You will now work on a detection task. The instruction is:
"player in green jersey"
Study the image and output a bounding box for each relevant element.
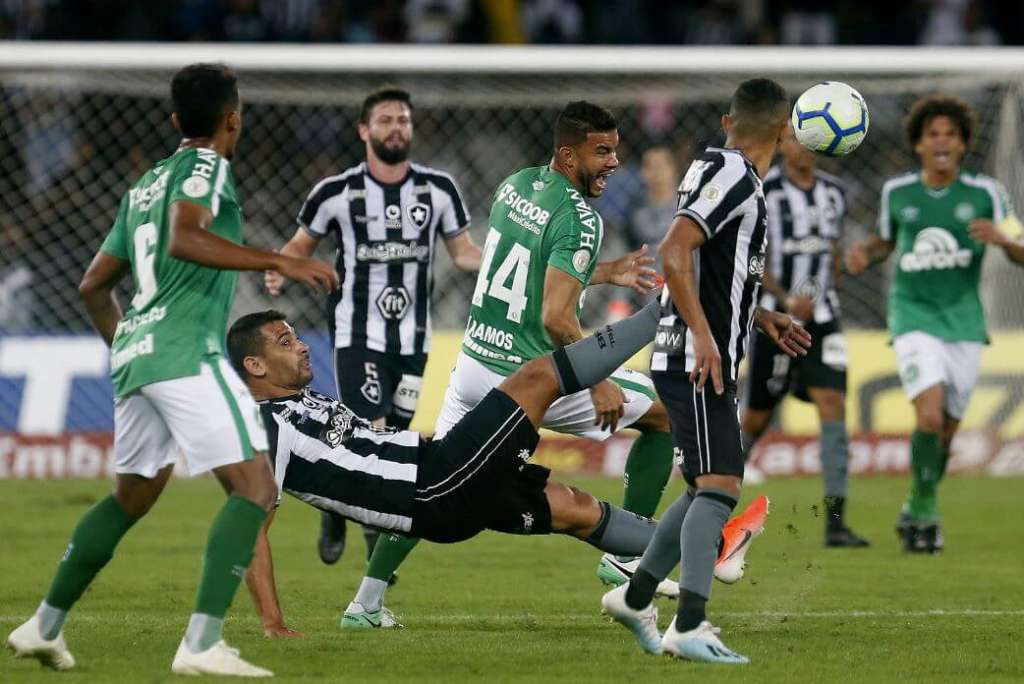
[846,95,1024,553]
[6,63,338,677]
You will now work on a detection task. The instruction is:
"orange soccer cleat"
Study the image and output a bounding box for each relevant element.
[714,495,770,584]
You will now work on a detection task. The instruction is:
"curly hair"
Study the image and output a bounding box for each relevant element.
[905,94,975,149]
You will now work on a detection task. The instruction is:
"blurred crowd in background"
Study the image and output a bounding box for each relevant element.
[0,0,1017,47]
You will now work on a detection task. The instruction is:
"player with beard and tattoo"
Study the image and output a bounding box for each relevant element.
[264,87,483,627]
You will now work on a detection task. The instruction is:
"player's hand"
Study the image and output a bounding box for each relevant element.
[264,269,286,296]
[690,329,724,395]
[784,295,814,323]
[607,244,659,295]
[968,219,1008,246]
[277,256,340,294]
[263,623,303,639]
[756,308,812,358]
[843,243,870,275]
[590,379,626,433]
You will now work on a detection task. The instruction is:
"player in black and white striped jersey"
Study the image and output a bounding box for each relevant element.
[225,301,741,633]
[264,87,482,572]
[740,125,869,548]
[606,79,811,664]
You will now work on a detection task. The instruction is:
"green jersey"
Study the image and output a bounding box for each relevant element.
[100,147,243,396]
[463,166,604,375]
[878,170,1014,343]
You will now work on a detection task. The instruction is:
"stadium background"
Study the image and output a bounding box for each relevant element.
[2,1,1024,482]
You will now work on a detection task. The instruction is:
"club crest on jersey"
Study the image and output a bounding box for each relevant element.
[406,202,431,230]
[955,202,975,222]
[384,204,402,230]
[361,378,382,404]
[376,285,411,320]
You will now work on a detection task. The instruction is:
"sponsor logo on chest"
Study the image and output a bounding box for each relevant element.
[899,227,973,272]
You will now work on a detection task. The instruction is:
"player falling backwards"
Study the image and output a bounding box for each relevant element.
[604,78,810,664]
[845,94,1024,553]
[224,306,767,634]
[741,124,869,548]
[6,63,338,678]
[340,101,689,627]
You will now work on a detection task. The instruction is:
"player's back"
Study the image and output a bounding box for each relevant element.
[463,165,602,375]
[100,146,244,396]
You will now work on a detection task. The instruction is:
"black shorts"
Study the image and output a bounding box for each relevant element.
[335,348,427,429]
[746,318,847,411]
[652,372,744,487]
[411,389,550,544]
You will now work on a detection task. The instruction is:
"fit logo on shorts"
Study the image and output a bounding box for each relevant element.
[899,227,972,272]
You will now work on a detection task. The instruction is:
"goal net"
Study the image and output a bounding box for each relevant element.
[1,46,1023,474]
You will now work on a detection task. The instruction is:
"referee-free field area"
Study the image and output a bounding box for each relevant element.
[2,475,1022,683]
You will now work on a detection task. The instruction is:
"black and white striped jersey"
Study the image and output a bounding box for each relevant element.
[760,165,847,323]
[651,147,768,384]
[260,388,423,533]
[297,162,471,355]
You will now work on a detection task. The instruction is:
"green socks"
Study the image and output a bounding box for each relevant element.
[188,495,266,652]
[907,430,942,521]
[622,431,675,519]
[39,495,137,638]
[352,533,420,613]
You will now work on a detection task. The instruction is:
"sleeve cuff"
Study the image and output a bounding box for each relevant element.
[676,208,713,239]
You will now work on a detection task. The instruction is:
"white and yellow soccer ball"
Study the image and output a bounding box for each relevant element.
[791,81,869,156]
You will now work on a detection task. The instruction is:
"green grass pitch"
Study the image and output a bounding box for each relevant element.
[2,475,1023,682]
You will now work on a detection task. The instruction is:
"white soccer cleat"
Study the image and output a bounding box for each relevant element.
[600,584,663,655]
[171,638,273,678]
[597,554,679,599]
[714,495,769,585]
[6,614,75,671]
[661,618,749,664]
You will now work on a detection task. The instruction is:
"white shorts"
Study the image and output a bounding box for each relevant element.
[892,331,983,420]
[113,356,269,478]
[433,351,655,441]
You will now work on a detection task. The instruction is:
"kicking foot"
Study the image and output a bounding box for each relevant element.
[825,525,871,548]
[340,602,403,629]
[597,554,679,599]
[171,638,272,677]
[600,584,662,655]
[6,615,75,671]
[318,511,347,565]
[715,495,769,584]
[661,618,749,664]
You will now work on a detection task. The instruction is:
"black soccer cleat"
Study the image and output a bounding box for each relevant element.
[318,511,347,565]
[825,525,871,548]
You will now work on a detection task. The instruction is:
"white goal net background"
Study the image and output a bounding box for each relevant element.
[1,46,1023,474]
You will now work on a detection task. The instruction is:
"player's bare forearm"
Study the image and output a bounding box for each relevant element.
[590,260,613,285]
[245,512,288,633]
[168,200,283,272]
[79,251,129,346]
[760,268,788,302]
[1001,237,1024,264]
[862,235,895,263]
[659,217,712,337]
[444,231,483,272]
[542,266,585,347]
[280,227,319,259]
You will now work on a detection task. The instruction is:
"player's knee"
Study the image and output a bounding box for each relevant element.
[813,390,845,422]
[741,409,772,437]
[915,407,944,434]
[636,399,671,433]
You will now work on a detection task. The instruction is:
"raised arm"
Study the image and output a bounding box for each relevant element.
[443,231,483,273]
[245,510,302,639]
[168,201,338,292]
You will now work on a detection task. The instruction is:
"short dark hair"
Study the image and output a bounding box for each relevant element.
[728,78,789,139]
[360,87,413,124]
[171,63,239,138]
[227,310,288,377]
[905,94,974,148]
[553,101,617,152]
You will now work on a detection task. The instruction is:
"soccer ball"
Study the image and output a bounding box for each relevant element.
[791,81,869,157]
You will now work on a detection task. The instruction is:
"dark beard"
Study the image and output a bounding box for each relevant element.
[371,137,410,165]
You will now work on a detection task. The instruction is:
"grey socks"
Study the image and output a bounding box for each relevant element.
[551,299,660,395]
[584,502,658,557]
[820,420,849,499]
[637,489,693,581]
[679,489,737,601]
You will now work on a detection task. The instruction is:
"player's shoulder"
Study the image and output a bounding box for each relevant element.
[306,163,365,200]
[704,146,758,188]
[959,170,1006,193]
[814,169,849,194]
[881,171,919,196]
[410,161,464,199]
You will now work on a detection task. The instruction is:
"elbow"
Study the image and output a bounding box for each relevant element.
[541,310,568,342]
[167,234,186,260]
